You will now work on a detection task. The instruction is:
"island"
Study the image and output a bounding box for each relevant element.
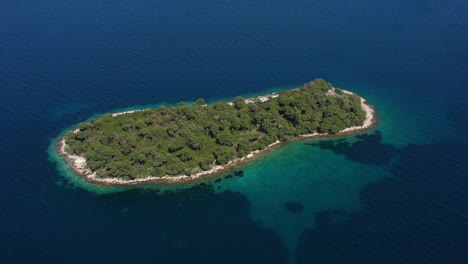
[57,79,375,185]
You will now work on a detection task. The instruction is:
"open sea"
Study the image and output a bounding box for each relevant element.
[1,0,468,263]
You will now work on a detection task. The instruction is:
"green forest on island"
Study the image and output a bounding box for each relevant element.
[64,79,366,179]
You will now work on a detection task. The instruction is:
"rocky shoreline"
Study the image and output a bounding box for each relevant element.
[57,138,282,186]
[56,89,375,187]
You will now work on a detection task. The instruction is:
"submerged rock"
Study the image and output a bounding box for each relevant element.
[234,170,244,177]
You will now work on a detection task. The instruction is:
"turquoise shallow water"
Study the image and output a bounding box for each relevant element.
[48,84,429,256]
[44,77,467,263]
[215,139,391,251]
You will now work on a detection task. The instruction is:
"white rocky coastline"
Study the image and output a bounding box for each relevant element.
[58,139,281,185]
[227,92,279,106]
[338,90,374,133]
[112,110,142,117]
[58,89,375,186]
[299,89,374,137]
[111,93,280,118]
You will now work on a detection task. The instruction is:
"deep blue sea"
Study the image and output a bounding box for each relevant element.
[1,0,468,263]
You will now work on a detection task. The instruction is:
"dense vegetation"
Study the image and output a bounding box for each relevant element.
[64,79,366,180]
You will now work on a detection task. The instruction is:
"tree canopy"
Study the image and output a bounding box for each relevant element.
[64,79,366,180]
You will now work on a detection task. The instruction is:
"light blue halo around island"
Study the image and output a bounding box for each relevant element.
[47,80,456,256]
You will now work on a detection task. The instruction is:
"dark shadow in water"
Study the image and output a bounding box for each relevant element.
[20,183,289,264]
[305,131,400,166]
[234,170,245,177]
[284,201,304,214]
[296,143,468,264]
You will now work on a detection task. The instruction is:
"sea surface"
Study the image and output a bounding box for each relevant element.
[1,0,468,263]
